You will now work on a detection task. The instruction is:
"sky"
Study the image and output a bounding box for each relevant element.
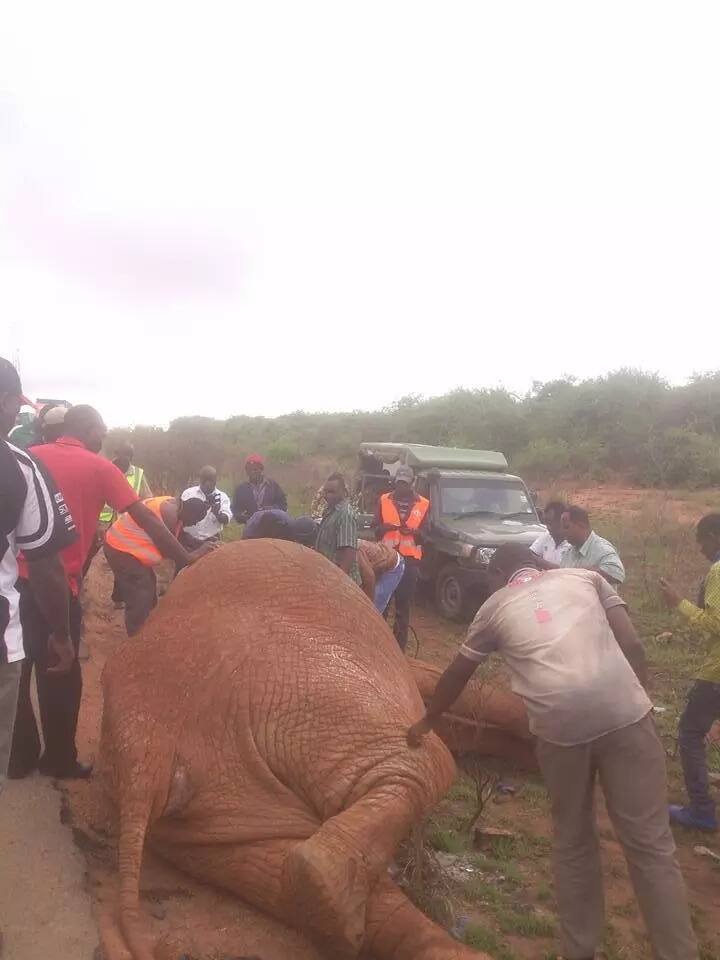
[2,2,719,427]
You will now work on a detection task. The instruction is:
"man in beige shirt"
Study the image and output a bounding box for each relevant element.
[408,544,697,960]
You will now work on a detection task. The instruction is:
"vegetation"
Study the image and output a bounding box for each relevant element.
[108,370,720,495]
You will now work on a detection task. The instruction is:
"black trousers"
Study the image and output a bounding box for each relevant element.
[390,560,419,651]
[104,544,157,636]
[678,680,720,820]
[9,580,82,777]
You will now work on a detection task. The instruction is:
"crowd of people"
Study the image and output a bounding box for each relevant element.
[2,353,720,960]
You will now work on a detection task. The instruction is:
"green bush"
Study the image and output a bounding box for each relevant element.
[106,369,720,493]
[636,429,720,488]
[511,439,571,480]
[266,437,301,464]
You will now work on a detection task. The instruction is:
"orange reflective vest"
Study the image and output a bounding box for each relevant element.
[380,492,430,561]
[105,496,177,567]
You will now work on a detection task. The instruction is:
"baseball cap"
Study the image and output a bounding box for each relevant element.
[0,357,32,406]
[41,404,69,426]
[395,465,415,483]
[245,453,265,467]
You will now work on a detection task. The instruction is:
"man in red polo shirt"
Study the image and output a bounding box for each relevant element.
[9,405,215,779]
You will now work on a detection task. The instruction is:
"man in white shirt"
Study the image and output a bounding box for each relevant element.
[530,500,568,565]
[180,466,232,548]
[408,544,697,960]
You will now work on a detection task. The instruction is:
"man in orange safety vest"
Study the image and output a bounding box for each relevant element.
[104,495,216,636]
[374,465,430,650]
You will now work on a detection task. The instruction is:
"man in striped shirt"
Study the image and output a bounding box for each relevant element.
[0,358,77,782]
[315,473,360,584]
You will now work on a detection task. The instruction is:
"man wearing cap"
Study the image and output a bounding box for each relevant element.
[231,454,287,524]
[0,358,77,785]
[35,403,70,444]
[374,466,430,650]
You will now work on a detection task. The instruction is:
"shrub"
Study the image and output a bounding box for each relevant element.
[636,429,720,488]
[511,439,571,480]
[266,437,301,465]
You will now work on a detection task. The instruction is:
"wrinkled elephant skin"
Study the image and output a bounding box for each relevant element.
[99,540,496,959]
[407,660,537,769]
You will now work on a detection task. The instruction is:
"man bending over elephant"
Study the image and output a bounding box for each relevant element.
[409,544,698,960]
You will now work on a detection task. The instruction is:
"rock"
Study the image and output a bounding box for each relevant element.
[655,631,673,643]
[150,904,167,920]
[450,915,471,941]
[472,824,516,850]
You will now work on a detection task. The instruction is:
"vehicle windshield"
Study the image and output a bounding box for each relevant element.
[439,478,535,519]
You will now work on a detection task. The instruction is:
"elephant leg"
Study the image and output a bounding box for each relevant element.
[364,876,489,960]
[282,746,455,958]
[158,836,485,960]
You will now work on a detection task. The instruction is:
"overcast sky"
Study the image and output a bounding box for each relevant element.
[2,2,718,427]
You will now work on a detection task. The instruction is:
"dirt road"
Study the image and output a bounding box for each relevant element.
[0,776,98,959]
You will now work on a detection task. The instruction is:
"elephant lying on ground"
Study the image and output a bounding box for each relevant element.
[99,540,531,960]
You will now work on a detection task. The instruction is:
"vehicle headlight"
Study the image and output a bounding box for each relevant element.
[475,546,496,566]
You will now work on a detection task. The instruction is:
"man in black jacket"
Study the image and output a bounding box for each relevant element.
[231,453,287,523]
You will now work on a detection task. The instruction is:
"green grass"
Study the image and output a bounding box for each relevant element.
[497,908,557,938]
[520,779,551,811]
[535,881,554,904]
[446,777,477,804]
[461,877,506,904]
[464,923,516,959]
[467,853,522,886]
[426,825,466,855]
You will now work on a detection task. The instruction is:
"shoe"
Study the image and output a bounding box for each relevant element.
[39,760,93,780]
[669,804,718,832]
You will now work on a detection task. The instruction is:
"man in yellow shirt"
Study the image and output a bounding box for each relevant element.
[660,512,720,832]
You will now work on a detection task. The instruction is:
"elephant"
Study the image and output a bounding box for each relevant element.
[98,539,531,960]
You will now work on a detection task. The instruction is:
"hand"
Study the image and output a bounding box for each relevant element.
[659,578,683,609]
[407,715,434,748]
[47,632,75,674]
[189,541,221,564]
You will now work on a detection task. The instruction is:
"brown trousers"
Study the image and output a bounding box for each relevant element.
[537,714,697,960]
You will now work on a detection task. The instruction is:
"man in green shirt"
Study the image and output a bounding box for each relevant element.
[660,512,720,832]
[315,473,360,585]
[560,506,625,586]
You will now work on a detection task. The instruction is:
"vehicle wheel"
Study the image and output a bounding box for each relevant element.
[435,564,474,622]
